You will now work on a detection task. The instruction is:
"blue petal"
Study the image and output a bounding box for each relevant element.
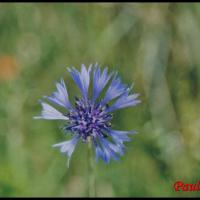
[96,137,121,163]
[67,64,92,99]
[107,92,141,112]
[34,102,69,120]
[101,137,124,157]
[107,129,137,144]
[93,139,105,162]
[101,73,128,105]
[92,65,113,102]
[52,136,79,167]
[46,79,72,110]
[102,147,118,164]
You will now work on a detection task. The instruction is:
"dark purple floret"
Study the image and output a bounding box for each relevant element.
[65,97,112,142]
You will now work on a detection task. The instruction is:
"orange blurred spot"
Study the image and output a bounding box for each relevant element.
[0,55,18,81]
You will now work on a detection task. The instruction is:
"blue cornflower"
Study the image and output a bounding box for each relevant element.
[34,64,141,166]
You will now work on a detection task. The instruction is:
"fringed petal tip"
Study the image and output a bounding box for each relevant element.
[92,65,113,102]
[129,130,138,134]
[67,64,91,99]
[106,91,141,112]
[52,136,79,168]
[33,116,42,120]
[44,79,72,110]
[35,102,69,120]
[93,137,125,164]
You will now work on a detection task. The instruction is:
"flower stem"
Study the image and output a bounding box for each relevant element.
[88,138,96,197]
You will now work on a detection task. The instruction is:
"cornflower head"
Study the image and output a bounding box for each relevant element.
[34,64,141,167]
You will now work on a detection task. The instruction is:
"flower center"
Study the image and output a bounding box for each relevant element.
[66,97,112,142]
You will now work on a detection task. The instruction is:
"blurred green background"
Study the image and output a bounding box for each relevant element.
[0,3,200,197]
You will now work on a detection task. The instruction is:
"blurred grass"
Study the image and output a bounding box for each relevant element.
[0,3,200,197]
